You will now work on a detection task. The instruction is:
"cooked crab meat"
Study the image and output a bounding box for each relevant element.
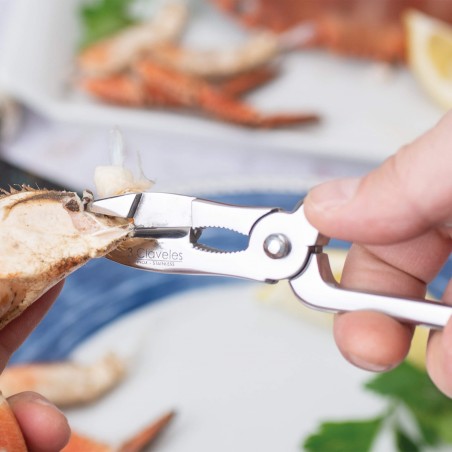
[0,188,132,329]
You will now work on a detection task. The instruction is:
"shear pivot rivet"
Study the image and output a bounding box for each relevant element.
[264,234,291,259]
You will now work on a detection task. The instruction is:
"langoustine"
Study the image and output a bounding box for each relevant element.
[209,0,452,62]
[137,60,319,127]
[78,48,318,128]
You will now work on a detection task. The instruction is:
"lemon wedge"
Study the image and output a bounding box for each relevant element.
[407,326,428,369]
[405,9,452,109]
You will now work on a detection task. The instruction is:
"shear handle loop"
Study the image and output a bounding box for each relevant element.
[290,252,452,329]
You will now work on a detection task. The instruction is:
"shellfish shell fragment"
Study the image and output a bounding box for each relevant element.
[0,188,132,329]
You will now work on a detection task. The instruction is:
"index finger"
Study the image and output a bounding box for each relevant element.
[334,228,452,371]
[0,281,64,372]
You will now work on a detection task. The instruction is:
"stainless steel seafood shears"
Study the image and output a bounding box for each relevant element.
[89,192,452,329]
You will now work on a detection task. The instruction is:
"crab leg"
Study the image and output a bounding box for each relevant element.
[0,353,127,407]
[135,61,319,128]
[81,72,183,108]
[80,64,279,108]
[61,411,176,452]
[0,393,27,451]
[216,66,279,97]
[118,410,175,452]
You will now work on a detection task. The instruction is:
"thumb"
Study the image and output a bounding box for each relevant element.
[304,111,452,244]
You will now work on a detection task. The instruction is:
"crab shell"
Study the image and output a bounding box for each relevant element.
[0,188,132,330]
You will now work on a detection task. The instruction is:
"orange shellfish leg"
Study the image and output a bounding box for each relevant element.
[0,393,27,452]
[315,14,406,62]
[217,66,279,97]
[61,410,175,452]
[61,432,112,452]
[136,61,319,128]
[80,75,147,107]
[198,88,319,128]
[81,66,277,110]
[80,74,182,108]
[119,410,176,452]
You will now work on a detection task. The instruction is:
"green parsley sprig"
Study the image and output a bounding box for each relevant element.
[303,361,452,451]
[78,0,138,49]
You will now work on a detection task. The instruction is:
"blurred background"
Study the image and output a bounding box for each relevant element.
[0,0,451,451]
[2,0,449,195]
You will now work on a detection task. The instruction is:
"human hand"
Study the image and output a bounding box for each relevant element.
[303,111,452,397]
[0,282,70,451]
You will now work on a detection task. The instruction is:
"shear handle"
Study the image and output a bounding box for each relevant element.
[290,251,452,329]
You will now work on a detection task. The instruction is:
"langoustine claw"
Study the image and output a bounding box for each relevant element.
[80,65,279,107]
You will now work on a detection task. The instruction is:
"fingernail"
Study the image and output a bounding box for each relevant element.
[31,393,65,415]
[309,177,361,212]
[33,396,55,407]
[348,353,392,372]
